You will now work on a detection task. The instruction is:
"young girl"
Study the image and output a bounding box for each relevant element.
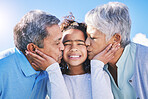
[26,13,119,99]
[59,14,92,98]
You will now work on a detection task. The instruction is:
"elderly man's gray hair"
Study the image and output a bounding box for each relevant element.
[85,2,131,48]
[14,10,60,53]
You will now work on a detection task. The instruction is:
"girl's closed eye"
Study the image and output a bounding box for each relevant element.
[64,42,72,46]
[77,43,85,46]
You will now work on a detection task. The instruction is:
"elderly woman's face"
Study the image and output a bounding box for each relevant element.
[85,25,113,60]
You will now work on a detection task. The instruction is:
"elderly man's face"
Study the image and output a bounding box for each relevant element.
[85,25,112,60]
[38,25,64,63]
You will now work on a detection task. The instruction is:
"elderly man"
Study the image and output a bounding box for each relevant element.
[0,10,70,99]
[85,2,148,99]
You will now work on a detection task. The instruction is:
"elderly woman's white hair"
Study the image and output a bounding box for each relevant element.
[85,2,131,48]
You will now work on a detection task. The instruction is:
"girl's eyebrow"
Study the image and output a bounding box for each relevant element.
[63,40,85,43]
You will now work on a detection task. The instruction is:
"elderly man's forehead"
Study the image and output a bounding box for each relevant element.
[46,25,62,40]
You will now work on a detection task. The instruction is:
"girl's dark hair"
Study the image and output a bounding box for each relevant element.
[60,12,90,74]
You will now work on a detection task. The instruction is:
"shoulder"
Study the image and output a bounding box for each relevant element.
[0,48,16,65]
[0,48,16,59]
[135,43,148,58]
[0,48,17,73]
[135,43,148,51]
[134,43,148,71]
[63,74,90,79]
[137,43,148,48]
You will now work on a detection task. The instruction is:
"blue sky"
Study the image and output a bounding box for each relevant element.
[0,0,148,51]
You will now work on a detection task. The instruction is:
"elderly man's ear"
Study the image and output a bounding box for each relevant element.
[27,43,38,53]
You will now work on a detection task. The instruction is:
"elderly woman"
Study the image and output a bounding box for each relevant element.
[85,2,148,99]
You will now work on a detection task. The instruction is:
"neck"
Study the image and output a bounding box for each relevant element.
[68,64,85,75]
[25,54,41,71]
[108,47,124,86]
[108,47,124,68]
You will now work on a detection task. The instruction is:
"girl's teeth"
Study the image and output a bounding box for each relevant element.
[70,56,79,58]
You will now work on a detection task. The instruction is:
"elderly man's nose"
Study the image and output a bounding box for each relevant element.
[60,42,64,51]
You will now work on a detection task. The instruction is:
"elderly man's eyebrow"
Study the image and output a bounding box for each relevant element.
[55,37,62,42]
[63,40,85,43]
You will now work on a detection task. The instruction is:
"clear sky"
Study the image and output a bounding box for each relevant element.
[0,0,148,52]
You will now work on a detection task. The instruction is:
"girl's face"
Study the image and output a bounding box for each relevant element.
[63,29,87,67]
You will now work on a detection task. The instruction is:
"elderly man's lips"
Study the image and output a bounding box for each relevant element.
[87,51,91,53]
